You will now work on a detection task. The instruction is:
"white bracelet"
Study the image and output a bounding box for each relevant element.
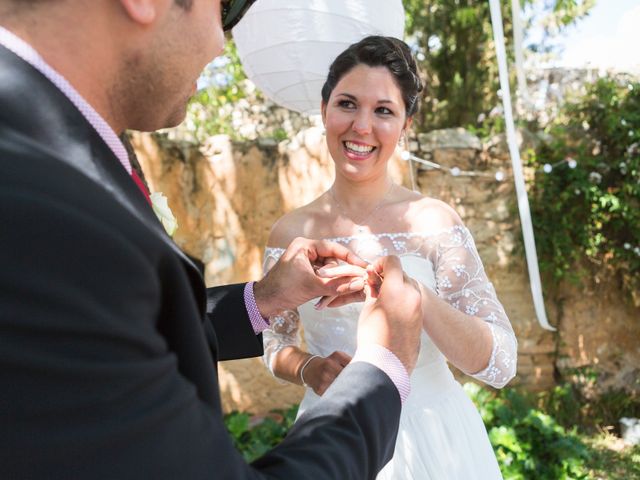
[299,354,320,388]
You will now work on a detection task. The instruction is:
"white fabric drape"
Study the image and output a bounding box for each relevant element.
[489,0,555,330]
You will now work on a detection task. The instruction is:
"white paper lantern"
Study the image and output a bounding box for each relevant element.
[232,0,405,115]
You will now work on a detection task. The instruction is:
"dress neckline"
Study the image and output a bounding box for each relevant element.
[265,225,469,252]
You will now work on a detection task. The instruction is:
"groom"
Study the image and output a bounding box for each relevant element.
[0,0,423,478]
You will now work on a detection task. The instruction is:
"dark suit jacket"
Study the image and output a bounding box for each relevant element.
[0,45,401,479]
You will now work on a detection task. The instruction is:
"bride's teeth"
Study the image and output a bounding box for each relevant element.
[345,141,374,153]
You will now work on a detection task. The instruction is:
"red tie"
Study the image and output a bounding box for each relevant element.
[131,170,151,205]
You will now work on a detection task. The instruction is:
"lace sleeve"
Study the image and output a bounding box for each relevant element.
[434,226,517,388]
[261,247,302,377]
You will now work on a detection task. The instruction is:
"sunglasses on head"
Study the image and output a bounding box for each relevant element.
[221,0,257,32]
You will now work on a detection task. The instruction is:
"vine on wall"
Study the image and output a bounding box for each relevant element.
[527,77,640,305]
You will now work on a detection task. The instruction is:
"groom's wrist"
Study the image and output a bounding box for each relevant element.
[351,344,411,404]
[244,282,271,334]
[252,278,284,319]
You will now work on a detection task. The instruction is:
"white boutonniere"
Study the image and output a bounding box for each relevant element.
[150,192,178,236]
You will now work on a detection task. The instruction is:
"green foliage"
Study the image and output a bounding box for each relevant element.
[227,384,639,478]
[551,0,597,28]
[403,0,595,132]
[224,406,298,462]
[527,77,640,305]
[465,383,590,479]
[581,436,640,480]
[404,0,501,130]
[183,41,251,141]
[537,367,640,433]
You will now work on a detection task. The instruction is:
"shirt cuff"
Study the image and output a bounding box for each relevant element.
[351,344,411,404]
[243,281,270,335]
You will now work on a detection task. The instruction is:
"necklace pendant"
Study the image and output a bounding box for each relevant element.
[356,225,366,234]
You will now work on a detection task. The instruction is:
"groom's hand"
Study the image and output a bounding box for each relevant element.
[253,237,367,318]
[357,255,423,374]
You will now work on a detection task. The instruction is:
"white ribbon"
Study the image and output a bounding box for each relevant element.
[489,0,555,331]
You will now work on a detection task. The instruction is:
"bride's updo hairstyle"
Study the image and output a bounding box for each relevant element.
[321,35,423,118]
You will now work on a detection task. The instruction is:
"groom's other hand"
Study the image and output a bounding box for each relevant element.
[357,255,422,374]
[253,237,367,317]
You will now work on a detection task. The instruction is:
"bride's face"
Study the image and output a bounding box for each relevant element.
[322,64,409,182]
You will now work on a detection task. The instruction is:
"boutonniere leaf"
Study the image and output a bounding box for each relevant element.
[150,192,178,236]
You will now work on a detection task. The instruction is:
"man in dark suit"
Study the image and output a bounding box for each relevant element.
[0,1,423,478]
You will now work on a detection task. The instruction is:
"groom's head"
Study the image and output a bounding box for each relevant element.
[0,0,245,132]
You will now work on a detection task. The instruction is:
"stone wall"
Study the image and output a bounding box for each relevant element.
[131,127,640,415]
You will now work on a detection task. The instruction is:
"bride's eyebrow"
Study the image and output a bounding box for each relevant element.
[336,93,396,105]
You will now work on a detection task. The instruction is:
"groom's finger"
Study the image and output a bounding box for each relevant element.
[309,239,367,268]
[373,255,403,290]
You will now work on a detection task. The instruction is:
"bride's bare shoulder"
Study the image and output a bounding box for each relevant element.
[402,190,464,231]
[267,197,329,249]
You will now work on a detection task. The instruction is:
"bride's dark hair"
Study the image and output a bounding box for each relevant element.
[321,35,423,118]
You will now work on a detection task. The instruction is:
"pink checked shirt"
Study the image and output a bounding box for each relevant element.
[0,26,410,403]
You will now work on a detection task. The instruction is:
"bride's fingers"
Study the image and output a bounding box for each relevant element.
[320,275,365,297]
[314,295,336,310]
[316,264,368,278]
[325,290,366,308]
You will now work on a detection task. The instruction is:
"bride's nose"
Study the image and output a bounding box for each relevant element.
[351,110,373,136]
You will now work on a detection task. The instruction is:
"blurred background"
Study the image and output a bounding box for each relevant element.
[130,1,640,477]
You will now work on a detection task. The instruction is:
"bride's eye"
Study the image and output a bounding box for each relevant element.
[337,99,356,109]
[376,106,394,116]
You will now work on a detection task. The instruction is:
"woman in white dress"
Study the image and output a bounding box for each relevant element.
[262,36,517,480]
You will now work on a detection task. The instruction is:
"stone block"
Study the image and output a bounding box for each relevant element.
[418,128,482,151]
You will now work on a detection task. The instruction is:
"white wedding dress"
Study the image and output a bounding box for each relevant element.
[263,226,517,479]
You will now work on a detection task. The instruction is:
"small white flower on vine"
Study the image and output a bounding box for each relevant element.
[150,192,178,236]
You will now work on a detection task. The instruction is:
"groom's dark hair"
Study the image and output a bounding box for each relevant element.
[321,36,423,118]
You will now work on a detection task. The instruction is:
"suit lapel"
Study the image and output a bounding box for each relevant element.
[0,45,207,315]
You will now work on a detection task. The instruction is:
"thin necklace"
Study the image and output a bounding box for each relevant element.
[330,182,395,234]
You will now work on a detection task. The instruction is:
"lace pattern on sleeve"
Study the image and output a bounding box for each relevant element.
[433,226,517,388]
[261,248,302,377]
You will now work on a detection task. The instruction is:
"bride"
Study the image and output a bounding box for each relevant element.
[262,35,517,480]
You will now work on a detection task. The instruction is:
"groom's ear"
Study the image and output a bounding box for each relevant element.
[119,0,158,25]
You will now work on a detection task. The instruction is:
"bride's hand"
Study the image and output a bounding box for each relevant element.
[299,351,352,396]
[314,260,368,309]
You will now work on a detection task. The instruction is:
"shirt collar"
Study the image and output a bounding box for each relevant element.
[0,25,132,174]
